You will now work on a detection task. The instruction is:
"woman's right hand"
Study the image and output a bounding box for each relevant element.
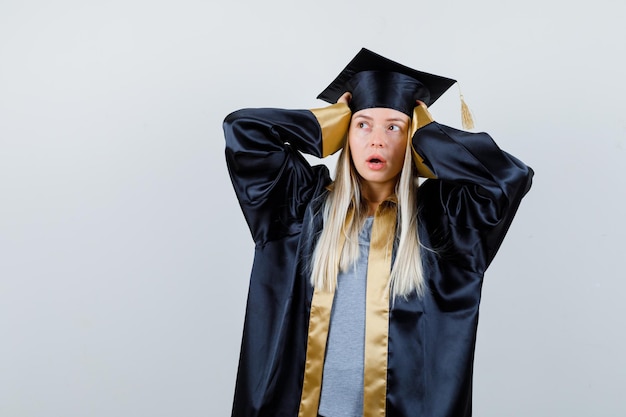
[337,92,352,105]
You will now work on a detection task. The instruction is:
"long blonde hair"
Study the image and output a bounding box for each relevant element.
[310,127,426,299]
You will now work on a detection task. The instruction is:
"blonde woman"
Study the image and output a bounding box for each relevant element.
[224,48,533,417]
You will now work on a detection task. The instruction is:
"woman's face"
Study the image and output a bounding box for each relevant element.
[348,107,410,194]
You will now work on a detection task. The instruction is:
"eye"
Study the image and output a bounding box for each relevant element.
[357,121,368,129]
[388,124,400,132]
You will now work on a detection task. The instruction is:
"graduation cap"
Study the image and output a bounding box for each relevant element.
[317,48,474,129]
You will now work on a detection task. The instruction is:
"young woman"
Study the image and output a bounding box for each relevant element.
[224,49,533,417]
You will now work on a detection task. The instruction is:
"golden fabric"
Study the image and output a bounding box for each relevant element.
[363,202,396,417]
[410,104,437,179]
[310,103,352,157]
[297,288,335,417]
[298,212,348,417]
[299,201,397,417]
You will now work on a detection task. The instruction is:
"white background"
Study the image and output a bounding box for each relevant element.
[1,0,625,416]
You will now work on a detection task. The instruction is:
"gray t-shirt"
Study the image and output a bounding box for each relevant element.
[318,217,373,417]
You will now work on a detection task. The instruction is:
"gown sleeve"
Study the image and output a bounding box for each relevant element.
[411,107,534,275]
[223,103,351,245]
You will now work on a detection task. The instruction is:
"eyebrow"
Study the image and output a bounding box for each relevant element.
[353,114,408,124]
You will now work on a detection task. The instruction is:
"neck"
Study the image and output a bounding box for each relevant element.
[361,182,395,216]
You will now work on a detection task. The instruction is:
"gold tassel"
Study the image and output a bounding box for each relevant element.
[460,93,474,130]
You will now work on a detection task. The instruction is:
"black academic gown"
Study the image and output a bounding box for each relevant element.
[224,105,533,417]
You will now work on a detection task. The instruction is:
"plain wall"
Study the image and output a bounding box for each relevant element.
[1,0,625,416]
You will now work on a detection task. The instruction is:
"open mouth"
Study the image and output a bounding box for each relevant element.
[367,155,386,162]
[367,156,386,169]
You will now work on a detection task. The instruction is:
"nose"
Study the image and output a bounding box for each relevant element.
[370,128,385,148]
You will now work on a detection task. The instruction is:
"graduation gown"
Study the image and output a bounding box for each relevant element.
[223,103,533,417]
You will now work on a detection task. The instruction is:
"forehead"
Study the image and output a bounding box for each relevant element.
[352,107,409,123]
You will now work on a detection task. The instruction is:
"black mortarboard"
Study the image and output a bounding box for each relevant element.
[317,48,458,117]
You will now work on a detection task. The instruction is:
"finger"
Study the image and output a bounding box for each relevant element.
[337,92,352,104]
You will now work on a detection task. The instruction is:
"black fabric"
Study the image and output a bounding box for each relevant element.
[223,107,533,417]
[317,48,457,108]
[346,71,431,116]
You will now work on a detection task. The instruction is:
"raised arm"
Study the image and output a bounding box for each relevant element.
[223,103,351,244]
[411,105,533,271]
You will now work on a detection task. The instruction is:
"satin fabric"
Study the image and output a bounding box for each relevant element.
[224,105,533,417]
[346,71,430,116]
[362,202,395,417]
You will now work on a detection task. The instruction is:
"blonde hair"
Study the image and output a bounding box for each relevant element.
[310,127,426,299]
